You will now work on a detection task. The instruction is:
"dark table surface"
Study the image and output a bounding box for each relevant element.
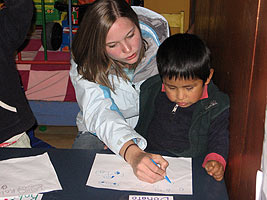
[0,148,228,200]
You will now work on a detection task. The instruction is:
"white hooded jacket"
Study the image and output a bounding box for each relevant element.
[70,6,169,155]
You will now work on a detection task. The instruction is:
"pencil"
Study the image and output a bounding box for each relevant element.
[150,158,172,183]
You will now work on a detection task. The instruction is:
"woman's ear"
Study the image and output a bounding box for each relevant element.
[204,68,214,85]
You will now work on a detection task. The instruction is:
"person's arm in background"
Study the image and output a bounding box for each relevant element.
[0,0,33,51]
[0,0,36,143]
[202,109,230,181]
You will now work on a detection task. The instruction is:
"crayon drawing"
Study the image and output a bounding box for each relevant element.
[87,154,192,195]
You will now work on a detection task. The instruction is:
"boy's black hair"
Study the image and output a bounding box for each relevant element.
[156,33,211,83]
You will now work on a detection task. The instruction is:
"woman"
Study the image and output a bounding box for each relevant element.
[70,0,169,183]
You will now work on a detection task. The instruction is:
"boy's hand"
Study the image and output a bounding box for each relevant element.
[205,160,224,181]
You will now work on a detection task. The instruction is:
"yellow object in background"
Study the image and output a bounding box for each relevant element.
[162,11,185,33]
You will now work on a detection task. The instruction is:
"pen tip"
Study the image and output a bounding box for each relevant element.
[165,176,171,183]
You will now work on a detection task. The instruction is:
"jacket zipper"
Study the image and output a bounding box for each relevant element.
[172,104,179,114]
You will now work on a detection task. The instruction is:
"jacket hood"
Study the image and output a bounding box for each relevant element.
[132,6,170,44]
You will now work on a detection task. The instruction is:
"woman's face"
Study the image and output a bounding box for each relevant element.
[105,17,142,65]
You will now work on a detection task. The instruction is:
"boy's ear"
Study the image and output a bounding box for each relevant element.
[204,68,214,85]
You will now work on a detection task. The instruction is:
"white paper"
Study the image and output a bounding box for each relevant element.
[0,153,62,198]
[86,154,192,195]
[256,170,263,200]
[260,106,267,200]
[129,195,173,200]
[0,194,43,200]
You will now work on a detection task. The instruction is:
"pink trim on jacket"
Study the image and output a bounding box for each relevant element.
[202,153,227,170]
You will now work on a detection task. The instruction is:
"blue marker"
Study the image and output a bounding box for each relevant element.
[150,158,171,183]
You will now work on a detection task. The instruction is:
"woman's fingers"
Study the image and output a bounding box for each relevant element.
[151,154,169,171]
[135,161,165,183]
[131,152,168,183]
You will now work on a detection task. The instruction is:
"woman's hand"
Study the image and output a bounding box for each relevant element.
[120,141,169,183]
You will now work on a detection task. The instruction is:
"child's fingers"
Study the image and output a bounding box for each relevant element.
[213,173,224,181]
[205,161,223,176]
[205,161,215,173]
[205,161,225,181]
[213,167,224,179]
[212,163,222,172]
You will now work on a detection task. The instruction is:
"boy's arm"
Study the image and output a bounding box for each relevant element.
[202,109,230,170]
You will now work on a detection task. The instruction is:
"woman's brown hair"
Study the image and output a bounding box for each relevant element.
[71,0,146,91]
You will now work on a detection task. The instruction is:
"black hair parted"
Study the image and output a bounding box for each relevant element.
[156,33,211,82]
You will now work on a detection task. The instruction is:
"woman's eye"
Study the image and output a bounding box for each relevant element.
[127,33,134,38]
[107,44,116,48]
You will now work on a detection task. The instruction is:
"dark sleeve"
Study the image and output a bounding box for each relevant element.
[0,0,36,141]
[207,109,230,161]
[0,0,33,51]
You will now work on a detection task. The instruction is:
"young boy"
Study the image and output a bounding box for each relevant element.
[136,33,230,181]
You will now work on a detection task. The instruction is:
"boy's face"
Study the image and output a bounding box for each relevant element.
[163,70,213,108]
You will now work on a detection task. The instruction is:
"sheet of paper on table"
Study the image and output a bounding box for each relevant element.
[86,154,192,195]
[0,152,62,199]
[129,195,173,200]
[0,194,43,200]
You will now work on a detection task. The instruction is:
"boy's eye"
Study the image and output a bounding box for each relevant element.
[186,87,193,91]
[167,86,176,90]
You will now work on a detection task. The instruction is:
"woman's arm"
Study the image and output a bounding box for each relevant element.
[70,62,169,183]
[69,61,146,155]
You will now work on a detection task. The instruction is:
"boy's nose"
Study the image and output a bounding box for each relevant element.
[176,90,185,100]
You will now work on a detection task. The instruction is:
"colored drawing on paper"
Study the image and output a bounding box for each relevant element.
[86,154,193,195]
[95,170,124,179]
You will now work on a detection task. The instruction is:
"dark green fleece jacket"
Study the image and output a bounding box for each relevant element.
[135,74,230,158]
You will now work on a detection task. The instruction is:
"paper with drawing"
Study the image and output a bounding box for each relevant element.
[86,154,192,194]
[0,194,43,200]
[0,152,62,198]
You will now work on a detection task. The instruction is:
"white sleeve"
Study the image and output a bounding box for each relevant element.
[70,60,147,155]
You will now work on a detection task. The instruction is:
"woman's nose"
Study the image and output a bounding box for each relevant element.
[121,40,131,53]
